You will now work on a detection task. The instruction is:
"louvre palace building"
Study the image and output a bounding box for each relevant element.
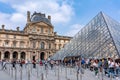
[0,11,72,61]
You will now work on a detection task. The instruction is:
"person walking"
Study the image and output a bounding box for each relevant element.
[1,60,7,70]
[93,59,99,77]
[12,60,16,69]
[103,59,108,75]
[50,59,54,70]
[44,60,48,70]
[32,60,36,68]
[20,60,23,68]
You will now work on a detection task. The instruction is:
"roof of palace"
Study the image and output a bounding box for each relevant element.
[31,12,52,26]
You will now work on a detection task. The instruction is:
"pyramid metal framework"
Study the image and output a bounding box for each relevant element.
[52,12,120,60]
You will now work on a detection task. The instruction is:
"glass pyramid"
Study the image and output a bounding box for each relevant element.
[52,12,120,60]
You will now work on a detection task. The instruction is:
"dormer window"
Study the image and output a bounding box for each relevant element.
[34,17,39,21]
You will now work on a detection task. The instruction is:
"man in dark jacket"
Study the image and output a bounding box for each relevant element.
[103,59,108,75]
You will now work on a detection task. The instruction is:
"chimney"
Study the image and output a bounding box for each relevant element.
[16,27,19,31]
[2,24,5,31]
[27,11,31,22]
[48,15,51,22]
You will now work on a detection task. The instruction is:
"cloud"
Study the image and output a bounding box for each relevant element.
[65,24,84,36]
[0,0,74,30]
[0,12,26,30]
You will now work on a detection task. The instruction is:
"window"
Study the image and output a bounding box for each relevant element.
[59,44,61,49]
[41,27,43,33]
[4,52,9,59]
[13,41,16,47]
[5,41,9,47]
[41,42,45,49]
[48,28,51,34]
[55,44,57,49]
[6,34,8,38]
[13,52,18,59]
[34,17,39,21]
[49,43,51,49]
[20,41,24,48]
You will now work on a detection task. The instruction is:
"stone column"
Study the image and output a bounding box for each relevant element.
[35,52,37,60]
[9,41,12,47]
[38,41,40,48]
[45,52,47,60]
[39,52,41,60]
[36,41,38,48]
[18,52,20,60]
[38,51,39,60]
[1,51,4,60]
[29,51,32,61]
[25,51,27,60]
[26,51,30,61]
[17,41,20,48]
[10,51,13,60]
[36,51,39,61]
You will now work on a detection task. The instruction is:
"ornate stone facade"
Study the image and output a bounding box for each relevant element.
[0,11,72,61]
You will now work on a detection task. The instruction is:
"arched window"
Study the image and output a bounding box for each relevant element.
[40,52,45,60]
[13,52,18,59]
[4,51,10,59]
[21,52,26,59]
[41,42,45,49]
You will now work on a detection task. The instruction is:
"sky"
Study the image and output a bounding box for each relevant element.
[0,0,120,36]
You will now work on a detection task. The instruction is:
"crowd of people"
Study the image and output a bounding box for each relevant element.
[0,59,58,70]
[63,57,120,79]
[0,57,120,79]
